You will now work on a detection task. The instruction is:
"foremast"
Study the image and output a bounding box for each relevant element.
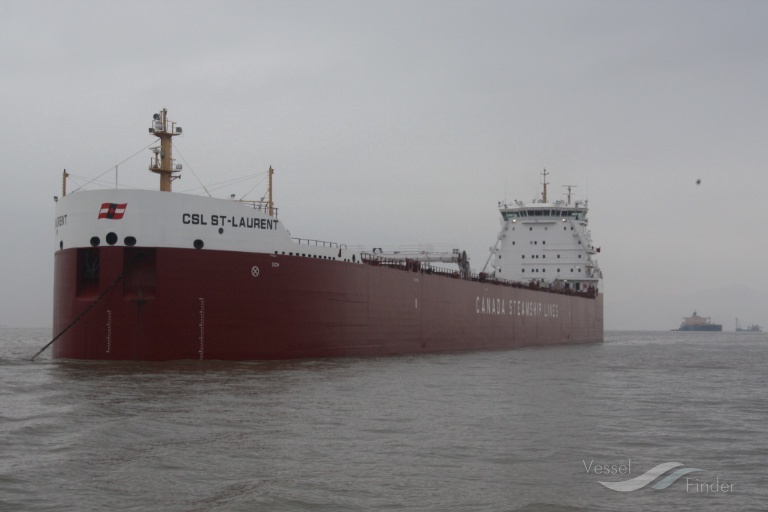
[148,108,182,192]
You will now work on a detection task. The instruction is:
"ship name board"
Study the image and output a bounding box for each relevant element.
[476,296,559,318]
[182,213,279,230]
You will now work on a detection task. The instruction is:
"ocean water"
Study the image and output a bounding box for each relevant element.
[1,328,766,512]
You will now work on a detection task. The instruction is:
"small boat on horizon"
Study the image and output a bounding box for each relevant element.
[735,318,762,332]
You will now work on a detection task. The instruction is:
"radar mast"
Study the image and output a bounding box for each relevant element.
[148,108,182,192]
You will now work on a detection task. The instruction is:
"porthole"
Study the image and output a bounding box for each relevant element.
[124,236,136,246]
[193,239,204,249]
[90,237,100,247]
[59,241,63,250]
[218,228,224,234]
[106,232,118,245]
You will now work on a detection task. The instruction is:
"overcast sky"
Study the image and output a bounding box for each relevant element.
[1,0,767,328]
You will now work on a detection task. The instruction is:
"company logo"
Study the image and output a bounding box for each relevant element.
[98,203,127,220]
[592,461,702,491]
[584,459,733,493]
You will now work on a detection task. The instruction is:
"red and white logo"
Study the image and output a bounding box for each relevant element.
[97,203,127,220]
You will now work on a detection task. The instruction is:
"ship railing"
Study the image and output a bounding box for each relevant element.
[350,243,460,255]
[360,253,599,299]
[292,237,347,249]
[237,200,279,218]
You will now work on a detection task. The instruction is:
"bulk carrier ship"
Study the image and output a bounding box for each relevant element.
[674,312,722,332]
[50,109,603,361]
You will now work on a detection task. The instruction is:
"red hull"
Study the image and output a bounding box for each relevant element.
[52,246,603,361]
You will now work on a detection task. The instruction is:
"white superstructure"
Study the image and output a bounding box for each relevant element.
[483,171,602,293]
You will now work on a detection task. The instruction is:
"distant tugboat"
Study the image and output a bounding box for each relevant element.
[735,318,762,332]
[675,311,722,332]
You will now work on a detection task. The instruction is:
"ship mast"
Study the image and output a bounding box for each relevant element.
[541,168,549,203]
[562,184,577,205]
[61,169,69,197]
[148,108,182,192]
[268,166,274,216]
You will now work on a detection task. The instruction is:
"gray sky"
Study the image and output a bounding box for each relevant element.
[2,0,767,328]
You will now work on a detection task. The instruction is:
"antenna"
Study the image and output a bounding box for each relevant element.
[562,185,577,205]
[504,174,507,205]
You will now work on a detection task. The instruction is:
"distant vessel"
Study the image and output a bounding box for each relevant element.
[675,311,722,332]
[735,318,762,332]
[50,109,603,361]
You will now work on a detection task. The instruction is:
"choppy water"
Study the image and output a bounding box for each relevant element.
[1,328,766,511]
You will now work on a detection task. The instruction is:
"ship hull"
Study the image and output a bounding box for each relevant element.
[676,325,723,332]
[52,246,603,361]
